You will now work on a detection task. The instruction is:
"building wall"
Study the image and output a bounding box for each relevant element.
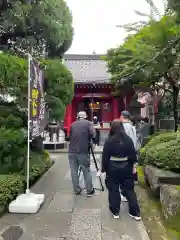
[137,91,158,124]
[64,84,134,136]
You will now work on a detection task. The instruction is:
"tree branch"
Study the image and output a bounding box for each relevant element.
[165,72,179,89]
[155,83,173,93]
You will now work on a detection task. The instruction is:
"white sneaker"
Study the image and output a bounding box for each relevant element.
[113,214,120,219]
[121,194,127,202]
[129,213,141,221]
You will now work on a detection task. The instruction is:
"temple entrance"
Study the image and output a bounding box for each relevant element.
[84,98,101,121]
[76,98,112,123]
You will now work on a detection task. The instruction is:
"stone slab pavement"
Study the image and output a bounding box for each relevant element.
[0,153,150,240]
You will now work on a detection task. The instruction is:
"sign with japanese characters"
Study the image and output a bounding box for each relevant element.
[30,58,45,138]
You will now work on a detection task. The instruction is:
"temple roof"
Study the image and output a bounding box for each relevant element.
[64,54,111,84]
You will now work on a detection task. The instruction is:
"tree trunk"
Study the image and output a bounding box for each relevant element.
[172,86,179,132]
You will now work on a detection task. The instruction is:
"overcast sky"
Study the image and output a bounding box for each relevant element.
[65,0,165,54]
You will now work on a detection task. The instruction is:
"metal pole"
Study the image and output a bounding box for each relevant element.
[26,53,31,193]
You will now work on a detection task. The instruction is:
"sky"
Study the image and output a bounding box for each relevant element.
[65,0,165,54]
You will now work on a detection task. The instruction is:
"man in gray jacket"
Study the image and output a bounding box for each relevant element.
[68,111,96,197]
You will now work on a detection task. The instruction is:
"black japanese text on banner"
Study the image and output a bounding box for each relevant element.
[30,58,45,138]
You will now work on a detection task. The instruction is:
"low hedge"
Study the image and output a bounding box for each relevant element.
[22,151,52,184]
[139,131,177,165]
[0,175,24,213]
[145,139,180,171]
[0,150,52,213]
[144,131,177,148]
[140,131,180,171]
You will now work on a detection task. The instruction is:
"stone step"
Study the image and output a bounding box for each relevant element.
[144,165,180,197]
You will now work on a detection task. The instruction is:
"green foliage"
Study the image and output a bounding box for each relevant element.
[145,138,180,170]
[0,53,74,121]
[145,131,177,148]
[0,127,26,174]
[140,131,180,170]
[0,0,73,57]
[30,153,52,183]
[168,0,180,12]
[106,9,180,130]
[106,14,180,86]
[0,151,52,213]
[139,131,167,164]
[0,53,27,102]
[22,151,52,184]
[139,147,146,165]
[44,59,74,120]
[0,174,24,212]
[0,115,23,128]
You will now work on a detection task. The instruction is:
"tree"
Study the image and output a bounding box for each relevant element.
[0,53,74,121]
[168,0,180,12]
[0,1,74,175]
[105,14,180,131]
[0,0,73,57]
[44,59,74,120]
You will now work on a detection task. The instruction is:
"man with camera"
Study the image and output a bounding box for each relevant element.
[68,111,96,197]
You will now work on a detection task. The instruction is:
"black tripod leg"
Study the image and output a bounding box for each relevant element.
[90,146,104,191]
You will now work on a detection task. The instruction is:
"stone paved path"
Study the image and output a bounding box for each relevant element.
[0,153,150,240]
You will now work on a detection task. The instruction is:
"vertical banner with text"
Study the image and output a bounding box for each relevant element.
[30,58,45,138]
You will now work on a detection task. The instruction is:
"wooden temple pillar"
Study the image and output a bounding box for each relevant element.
[113,97,119,119]
[65,103,72,137]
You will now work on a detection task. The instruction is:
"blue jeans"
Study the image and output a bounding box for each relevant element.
[68,153,93,194]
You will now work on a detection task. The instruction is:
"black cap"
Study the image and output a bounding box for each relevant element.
[121,110,131,118]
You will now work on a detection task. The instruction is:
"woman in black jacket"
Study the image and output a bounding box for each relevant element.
[101,120,141,220]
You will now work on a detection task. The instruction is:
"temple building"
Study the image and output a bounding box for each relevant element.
[63,54,156,138]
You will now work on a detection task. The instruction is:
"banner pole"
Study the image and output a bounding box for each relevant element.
[26,53,31,193]
[8,51,46,214]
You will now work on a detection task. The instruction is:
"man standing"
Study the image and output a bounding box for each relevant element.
[120,111,137,150]
[93,116,101,146]
[120,110,138,201]
[68,111,96,197]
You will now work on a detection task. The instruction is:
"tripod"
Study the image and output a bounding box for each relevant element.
[78,145,104,192]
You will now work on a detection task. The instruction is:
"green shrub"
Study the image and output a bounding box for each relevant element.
[139,131,177,164]
[145,138,180,170]
[139,147,146,165]
[22,151,52,184]
[0,175,24,212]
[0,127,26,174]
[0,150,52,213]
[145,131,177,148]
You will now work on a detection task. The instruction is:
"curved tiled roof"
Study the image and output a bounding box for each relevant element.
[64,54,111,83]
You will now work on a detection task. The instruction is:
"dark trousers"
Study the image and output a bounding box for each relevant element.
[107,167,140,216]
[95,129,100,145]
[133,171,138,182]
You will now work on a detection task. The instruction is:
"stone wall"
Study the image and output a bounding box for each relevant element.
[144,165,180,221]
[160,185,180,220]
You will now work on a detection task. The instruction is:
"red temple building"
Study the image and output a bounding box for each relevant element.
[63,54,148,139]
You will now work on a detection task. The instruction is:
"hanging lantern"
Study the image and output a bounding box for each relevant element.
[89,102,100,111]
